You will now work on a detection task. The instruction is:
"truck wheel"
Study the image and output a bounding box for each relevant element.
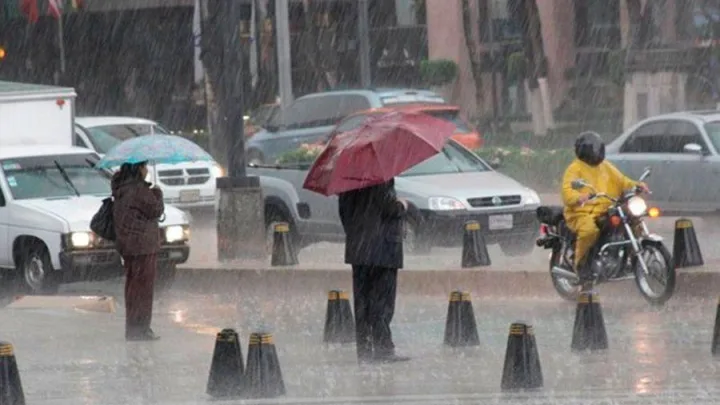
[499,235,536,257]
[155,264,177,293]
[17,243,60,295]
[404,219,432,255]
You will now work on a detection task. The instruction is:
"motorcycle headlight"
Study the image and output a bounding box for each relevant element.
[70,232,92,248]
[211,164,224,178]
[165,225,190,243]
[428,196,465,211]
[627,196,647,216]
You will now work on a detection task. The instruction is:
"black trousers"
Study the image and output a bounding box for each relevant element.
[351,265,398,359]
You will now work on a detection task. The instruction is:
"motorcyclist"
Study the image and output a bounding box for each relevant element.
[561,131,649,285]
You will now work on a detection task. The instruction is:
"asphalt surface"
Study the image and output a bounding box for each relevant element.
[8,278,720,405]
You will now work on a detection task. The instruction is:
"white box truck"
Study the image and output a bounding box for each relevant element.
[0,81,76,146]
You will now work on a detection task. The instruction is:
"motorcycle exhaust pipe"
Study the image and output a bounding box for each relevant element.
[551,266,580,282]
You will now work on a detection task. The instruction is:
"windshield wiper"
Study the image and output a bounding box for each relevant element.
[53,160,80,197]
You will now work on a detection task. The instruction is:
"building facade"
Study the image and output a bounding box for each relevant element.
[426,0,719,127]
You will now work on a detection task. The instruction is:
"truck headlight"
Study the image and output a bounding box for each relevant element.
[70,232,92,248]
[428,197,465,211]
[523,189,541,205]
[165,225,189,243]
[211,164,224,178]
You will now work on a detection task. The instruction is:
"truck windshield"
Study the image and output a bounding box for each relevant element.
[400,141,490,177]
[0,154,111,200]
[84,124,171,154]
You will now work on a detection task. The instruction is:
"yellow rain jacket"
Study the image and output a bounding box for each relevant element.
[561,158,638,268]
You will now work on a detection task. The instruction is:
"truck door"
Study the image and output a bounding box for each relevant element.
[0,185,9,267]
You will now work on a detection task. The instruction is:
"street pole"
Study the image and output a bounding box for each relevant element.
[358,0,372,88]
[216,0,265,262]
[275,0,293,112]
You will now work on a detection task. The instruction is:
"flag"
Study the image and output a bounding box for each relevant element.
[48,0,62,19]
[19,0,39,23]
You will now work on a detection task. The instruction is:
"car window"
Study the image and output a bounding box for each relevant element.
[335,115,369,133]
[272,99,309,128]
[665,121,708,153]
[620,121,671,153]
[704,121,720,153]
[84,124,169,154]
[424,110,472,133]
[400,141,490,177]
[0,154,111,200]
[296,95,347,128]
[73,132,88,148]
[338,95,372,117]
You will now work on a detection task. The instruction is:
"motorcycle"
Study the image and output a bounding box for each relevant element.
[535,168,676,306]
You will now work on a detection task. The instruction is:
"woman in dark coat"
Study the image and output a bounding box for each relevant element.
[111,161,165,341]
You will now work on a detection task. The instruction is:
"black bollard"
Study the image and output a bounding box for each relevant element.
[500,322,543,391]
[323,290,356,344]
[712,298,720,356]
[206,328,245,398]
[461,220,491,268]
[443,291,480,347]
[270,222,299,266]
[571,292,608,352]
[673,218,703,268]
[245,332,286,399]
[0,342,25,405]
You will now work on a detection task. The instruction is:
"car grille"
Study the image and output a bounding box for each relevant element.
[467,195,522,208]
[158,168,210,187]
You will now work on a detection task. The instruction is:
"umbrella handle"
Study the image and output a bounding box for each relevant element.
[159,213,166,223]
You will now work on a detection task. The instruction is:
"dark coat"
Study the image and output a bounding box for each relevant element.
[111,174,165,257]
[338,179,406,269]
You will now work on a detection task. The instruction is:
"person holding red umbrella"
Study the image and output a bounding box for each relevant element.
[303,111,456,364]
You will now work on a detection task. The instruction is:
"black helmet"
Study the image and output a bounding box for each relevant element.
[575,131,605,166]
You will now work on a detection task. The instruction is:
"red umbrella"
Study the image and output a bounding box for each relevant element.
[303,111,457,196]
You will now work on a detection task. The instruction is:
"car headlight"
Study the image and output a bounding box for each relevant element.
[70,232,92,248]
[165,225,190,243]
[428,196,465,211]
[627,196,647,216]
[523,189,541,205]
[211,164,224,178]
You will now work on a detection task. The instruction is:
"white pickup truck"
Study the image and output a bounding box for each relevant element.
[0,146,191,294]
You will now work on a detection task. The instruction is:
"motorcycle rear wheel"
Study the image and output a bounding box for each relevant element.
[633,241,676,306]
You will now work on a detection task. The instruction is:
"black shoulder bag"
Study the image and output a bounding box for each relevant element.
[91,197,116,241]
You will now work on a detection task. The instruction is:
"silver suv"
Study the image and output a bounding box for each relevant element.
[245,88,446,164]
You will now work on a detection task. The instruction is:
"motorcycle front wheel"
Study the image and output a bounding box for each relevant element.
[633,241,676,306]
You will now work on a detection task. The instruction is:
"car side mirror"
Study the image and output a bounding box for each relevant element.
[683,143,704,155]
[571,179,587,190]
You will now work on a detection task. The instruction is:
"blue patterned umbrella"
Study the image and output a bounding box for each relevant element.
[95,134,214,169]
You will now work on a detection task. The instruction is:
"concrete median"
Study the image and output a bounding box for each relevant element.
[174,264,720,300]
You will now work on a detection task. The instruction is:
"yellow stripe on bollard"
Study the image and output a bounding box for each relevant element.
[465,222,481,231]
[338,291,350,300]
[274,223,290,233]
[0,343,13,357]
[676,220,693,229]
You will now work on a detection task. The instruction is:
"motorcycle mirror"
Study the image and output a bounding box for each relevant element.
[639,167,651,182]
[571,179,587,190]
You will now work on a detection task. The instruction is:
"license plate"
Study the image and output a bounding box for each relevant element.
[489,214,513,230]
[179,189,201,203]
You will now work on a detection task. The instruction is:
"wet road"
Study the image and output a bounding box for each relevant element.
[184,207,720,271]
[11,278,720,404]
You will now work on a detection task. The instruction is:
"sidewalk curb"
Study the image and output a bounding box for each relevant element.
[174,266,720,300]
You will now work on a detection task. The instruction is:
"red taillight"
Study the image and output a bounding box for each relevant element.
[539,224,549,235]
